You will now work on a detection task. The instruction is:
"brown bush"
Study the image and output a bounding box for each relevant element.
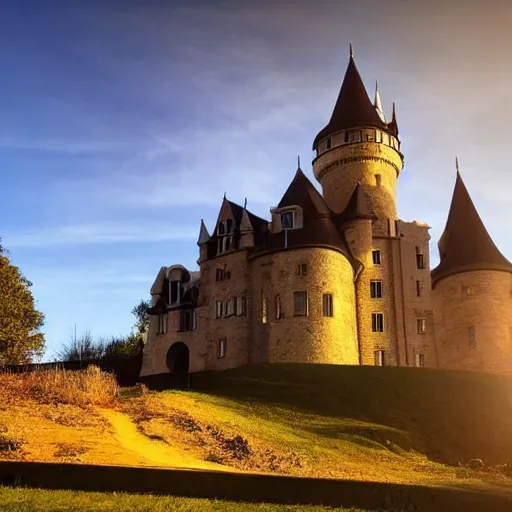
[0,365,119,407]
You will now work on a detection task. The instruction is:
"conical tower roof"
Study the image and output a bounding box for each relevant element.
[278,168,331,218]
[431,167,512,287]
[340,182,377,221]
[313,48,388,148]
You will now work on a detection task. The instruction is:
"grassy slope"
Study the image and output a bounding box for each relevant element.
[0,487,365,512]
[2,364,512,490]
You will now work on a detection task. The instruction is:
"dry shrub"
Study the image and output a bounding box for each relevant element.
[0,365,119,407]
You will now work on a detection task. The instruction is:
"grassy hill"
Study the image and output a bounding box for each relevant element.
[2,363,512,490]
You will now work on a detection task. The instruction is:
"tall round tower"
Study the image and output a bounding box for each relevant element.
[312,47,403,219]
[432,165,512,374]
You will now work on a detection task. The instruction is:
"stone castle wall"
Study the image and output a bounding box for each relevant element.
[433,270,512,374]
[312,141,402,218]
[251,248,359,365]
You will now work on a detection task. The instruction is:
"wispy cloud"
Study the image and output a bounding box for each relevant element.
[3,222,198,248]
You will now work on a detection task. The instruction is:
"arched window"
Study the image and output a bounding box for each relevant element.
[217,221,225,235]
[274,294,282,319]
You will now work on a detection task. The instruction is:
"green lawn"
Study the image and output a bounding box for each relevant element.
[0,487,367,512]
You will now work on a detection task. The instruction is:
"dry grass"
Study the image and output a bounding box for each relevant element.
[0,366,119,408]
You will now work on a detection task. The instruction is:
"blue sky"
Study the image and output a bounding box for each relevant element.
[1,0,512,360]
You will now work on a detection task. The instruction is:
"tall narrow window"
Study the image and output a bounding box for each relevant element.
[416,280,421,297]
[274,294,282,319]
[215,300,223,319]
[468,326,476,348]
[417,318,426,334]
[170,281,180,304]
[294,291,308,316]
[296,263,308,276]
[180,309,197,331]
[374,350,385,366]
[415,353,425,367]
[322,294,333,317]
[372,249,382,265]
[370,280,383,298]
[235,296,246,316]
[225,298,235,317]
[158,313,168,334]
[372,313,384,332]
[375,130,382,143]
[326,137,332,149]
[416,247,425,269]
[218,339,226,358]
[217,221,225,235]
[281,211,294,230]
[261,295,268,324]
[225,219,233,233]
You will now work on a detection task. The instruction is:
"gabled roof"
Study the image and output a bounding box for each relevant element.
[278,169,331,218]
[313,51,388,148]
[431,170,512,287]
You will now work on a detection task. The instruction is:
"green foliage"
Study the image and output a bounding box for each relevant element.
[131,299,151,334]
[56,331,141,362]
[0,241,45,365]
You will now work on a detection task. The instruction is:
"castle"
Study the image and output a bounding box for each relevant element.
[140,48,512,378]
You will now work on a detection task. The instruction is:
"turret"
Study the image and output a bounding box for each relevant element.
[312,46,403,220]
[197,219,210,264]
[432,161,512,374]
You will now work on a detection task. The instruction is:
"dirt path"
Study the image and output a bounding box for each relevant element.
[97,408,227,471]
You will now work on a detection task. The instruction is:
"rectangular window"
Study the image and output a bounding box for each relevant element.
[416,247,425,269]
[347,130,361,143]
[215,300,223,319]
[281,211,294,230]
[225,298,235,317]
[326,137,332,149]
[218,339,226,358]
[157,313,168,334]
[372,313,384,332]
[216,268,225,282]
[224,235,233,252]
[365,130,375,142]
[180,309,197,331]
[274,294,282,319]
[294,291,308,316]
[416,280,421,297]
[375,174,382,187]
[417,318,426,334]
[375,130,382,143]
[170,281,180,304]
[468,326,476,348]
[235,296,246,316]
[382,133,390,145]
[372,249,382,265]
[370,280,383,298]
[261,295,268,324]
[415,353,425,367]
[322,294,333,317]
[296,263,308,276]
[374,350,385,366]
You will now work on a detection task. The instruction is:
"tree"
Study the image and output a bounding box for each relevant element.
[0,241,45,365]
[131,299,151,335]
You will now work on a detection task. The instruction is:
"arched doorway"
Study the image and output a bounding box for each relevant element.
[166,342,189,374]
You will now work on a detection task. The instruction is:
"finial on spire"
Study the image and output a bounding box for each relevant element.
[297,155,301,170]
[374,80,385,122]
[349,42,354,59]
[455,156,460,175]
[223,191,226,200]
[244,197,247,209]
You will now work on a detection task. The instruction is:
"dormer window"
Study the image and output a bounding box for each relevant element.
[225,219,233,233]
[216,219,235,255]
[169,280,180,305]
[217,221,225,235]
[281,211,294,230]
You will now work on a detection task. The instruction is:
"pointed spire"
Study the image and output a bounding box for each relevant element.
[223,191,227,200]
[244,197,247,209]
[432,169,512,286]
[374,80,386,122]
[240,208,254,232]
[197,219,210,245]
[387,101,399,137]
[313,48,388,148]
[349,42,354,59]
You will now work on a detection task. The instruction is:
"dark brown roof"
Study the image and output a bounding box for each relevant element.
[431,172,512,287]
[278,169,331,217]
[339,182,377,221]
[255,169,356,263]
[313,54,389,148]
